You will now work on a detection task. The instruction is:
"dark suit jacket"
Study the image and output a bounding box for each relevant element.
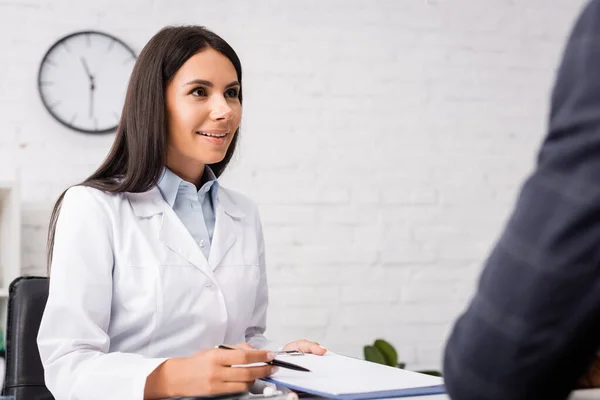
[443,1,600,399]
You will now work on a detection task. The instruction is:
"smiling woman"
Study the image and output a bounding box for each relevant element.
[36,26,326,400]
[165,48,242,185]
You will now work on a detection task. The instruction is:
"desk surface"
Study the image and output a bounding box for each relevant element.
[570,389,600,399]
[381,388,600,399]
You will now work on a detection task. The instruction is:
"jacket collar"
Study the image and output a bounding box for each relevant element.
[126,177,244,273]
[127,183,244,219]
[156,166,220,208]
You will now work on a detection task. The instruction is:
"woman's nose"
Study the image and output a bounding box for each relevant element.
[210,96,233,121]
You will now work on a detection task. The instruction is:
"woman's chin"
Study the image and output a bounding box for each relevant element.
[200,152,229,166]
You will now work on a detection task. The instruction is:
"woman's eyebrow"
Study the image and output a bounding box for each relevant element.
[182,79,240,88]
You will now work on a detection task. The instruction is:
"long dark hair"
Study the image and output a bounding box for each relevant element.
[46,26,243,271]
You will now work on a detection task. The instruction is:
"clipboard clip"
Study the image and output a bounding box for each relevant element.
[274,350,304,356]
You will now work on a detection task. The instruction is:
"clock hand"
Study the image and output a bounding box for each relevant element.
[89,85,94,119]
[89,75,95,119]
[80,57,93,80]
[81,57,96,119]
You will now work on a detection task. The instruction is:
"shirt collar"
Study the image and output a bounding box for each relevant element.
[197,166,219,206]
[201,165,218,194]
[157,166,219,207]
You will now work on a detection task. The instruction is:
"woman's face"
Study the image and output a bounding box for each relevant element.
[165,47,241,184]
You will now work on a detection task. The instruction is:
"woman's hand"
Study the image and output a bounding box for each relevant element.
[283,339,327,355]
[144,344,276,399]
[229,342,254,350]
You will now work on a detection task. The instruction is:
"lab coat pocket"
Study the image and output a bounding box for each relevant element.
[113,265,158,316]
[158,264,212,319]
[216,264,261,324]
[112,265,159,332]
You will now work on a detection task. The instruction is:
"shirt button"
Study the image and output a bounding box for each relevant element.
[204,185,210,193]
[205,282,213,288]
[199,239,206,248]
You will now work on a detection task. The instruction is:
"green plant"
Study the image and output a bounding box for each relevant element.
[363,338,442,377]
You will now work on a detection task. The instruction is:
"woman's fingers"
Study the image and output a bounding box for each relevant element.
[284,339,327,355]
[220,364,276,383]
[308,342,327,355]
[213,348,275,366]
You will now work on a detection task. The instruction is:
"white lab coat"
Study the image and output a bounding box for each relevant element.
[37,184,276,400]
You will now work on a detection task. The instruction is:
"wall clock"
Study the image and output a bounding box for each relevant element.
[38,31,136,134]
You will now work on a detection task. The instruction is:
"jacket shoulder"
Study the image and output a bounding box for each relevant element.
[62,185,126,215]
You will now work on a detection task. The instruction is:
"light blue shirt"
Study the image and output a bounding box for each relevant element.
[157,166,218,259]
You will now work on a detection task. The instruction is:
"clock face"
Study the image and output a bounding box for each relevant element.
[38,31,136,134]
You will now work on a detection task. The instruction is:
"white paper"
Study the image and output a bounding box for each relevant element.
[268,352,443,396]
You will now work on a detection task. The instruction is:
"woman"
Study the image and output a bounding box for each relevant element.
[37,26,326,400]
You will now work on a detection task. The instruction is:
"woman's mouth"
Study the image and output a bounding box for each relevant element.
[196,131,228,138]
[196,131,229,146]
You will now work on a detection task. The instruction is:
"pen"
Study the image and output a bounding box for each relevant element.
[217,345,311,372]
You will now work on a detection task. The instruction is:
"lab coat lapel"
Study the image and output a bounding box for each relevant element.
[127,186,210,273]
[159,205,211,273]
[208,192,241,271]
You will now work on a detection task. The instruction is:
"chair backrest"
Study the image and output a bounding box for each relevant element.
[2,276,53,399]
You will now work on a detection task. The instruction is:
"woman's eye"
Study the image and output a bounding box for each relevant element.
[192,87,207,97]
[225,88,239,98]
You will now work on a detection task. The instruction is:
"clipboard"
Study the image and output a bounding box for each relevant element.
[261,352,445,399]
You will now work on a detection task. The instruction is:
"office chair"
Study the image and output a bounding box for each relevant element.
[2,276,53,399]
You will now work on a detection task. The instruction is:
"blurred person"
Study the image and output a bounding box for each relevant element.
[443,1,600,399]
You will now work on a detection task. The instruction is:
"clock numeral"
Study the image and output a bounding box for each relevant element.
[107,39,115,52]
[48,100,61,109]
[86,33,91,47]
[44,58,57,66]
[70,114,77,124]
[62,41,70,53]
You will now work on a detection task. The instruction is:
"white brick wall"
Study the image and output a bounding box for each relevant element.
[0,0,588,371]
